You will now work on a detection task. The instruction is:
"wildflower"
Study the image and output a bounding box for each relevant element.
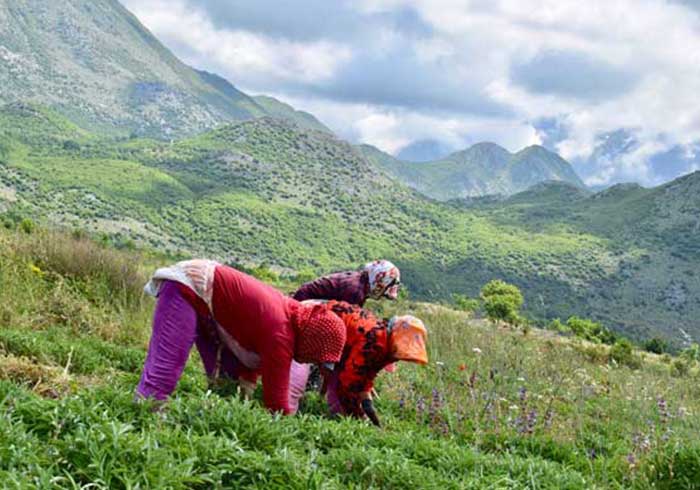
[429,388,442,424]
[458,363,467,371]
[29,263,44,277]
[509,405,519,411]
[435,361,445,367]
[657,397,671,424]
[626,453,637,467]
[525,410,537,434]
[518,387,527,403]
[472,347,482,354]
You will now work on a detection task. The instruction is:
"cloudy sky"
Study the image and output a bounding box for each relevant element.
[120,0,700,187]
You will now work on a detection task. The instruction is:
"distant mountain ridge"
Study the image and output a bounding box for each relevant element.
[361,142,586,200]
[0,0,330,137]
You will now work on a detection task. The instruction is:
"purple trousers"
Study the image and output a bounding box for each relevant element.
[136,281,241,400]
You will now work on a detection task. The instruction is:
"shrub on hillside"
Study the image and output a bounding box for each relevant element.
[643,337,668,354]
[566,316,617,345]
[609,339,641,369]
[548,318,570,334]
[480,280,523,326]
[19,218,35,234]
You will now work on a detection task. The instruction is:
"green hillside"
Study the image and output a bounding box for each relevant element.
[1,227,699,488]
[1,103,698,346]
[0,0,328,137]
[360,142,586,200]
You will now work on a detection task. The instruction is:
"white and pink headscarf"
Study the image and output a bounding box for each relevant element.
[364,260,401,300]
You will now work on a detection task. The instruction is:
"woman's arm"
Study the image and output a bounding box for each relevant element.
[260,344,294,414]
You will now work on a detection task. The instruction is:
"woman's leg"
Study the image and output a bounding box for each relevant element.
[325,371,342,415]
[288,361,311,415]
[136,281,199,401]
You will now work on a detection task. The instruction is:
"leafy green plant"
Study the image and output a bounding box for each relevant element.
[609,339,641,369]
[480,279,523,326]
[644,337,669,354]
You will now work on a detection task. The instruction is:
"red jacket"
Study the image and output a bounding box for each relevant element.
[324,301,392,417]
[211,265,298,414]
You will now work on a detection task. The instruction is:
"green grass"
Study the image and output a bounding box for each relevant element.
[1,227,700,488]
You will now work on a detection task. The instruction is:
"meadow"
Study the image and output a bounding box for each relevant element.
[1,226,699,489]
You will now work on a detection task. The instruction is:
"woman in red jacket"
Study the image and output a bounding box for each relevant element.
[288,300,428,425]
[136,260,346,414]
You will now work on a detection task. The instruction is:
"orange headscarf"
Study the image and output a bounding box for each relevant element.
[388,315,428,365]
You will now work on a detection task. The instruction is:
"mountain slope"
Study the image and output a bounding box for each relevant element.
[360,142,586,200]
[252,95,332,134]
[0,0,327,137]
[1,104,698,345]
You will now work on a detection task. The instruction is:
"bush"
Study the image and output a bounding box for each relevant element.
[643,337,668,354]
[19,218,35,234]
[548,318,570,334]
[480,280,523,326]
[566,316,617,345]
[609,339,641,369]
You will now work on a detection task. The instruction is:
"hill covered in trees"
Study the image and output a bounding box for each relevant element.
[1,102,698,346]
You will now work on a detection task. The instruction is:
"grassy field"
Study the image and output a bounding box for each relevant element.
[1,227,699,489]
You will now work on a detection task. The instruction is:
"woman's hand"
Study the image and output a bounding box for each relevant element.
[360,391,381,427]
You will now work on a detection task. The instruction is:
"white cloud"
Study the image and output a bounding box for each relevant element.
[121,0,351,87]
[122,0,700,186]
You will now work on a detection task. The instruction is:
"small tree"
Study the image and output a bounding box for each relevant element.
[480,280,523,326]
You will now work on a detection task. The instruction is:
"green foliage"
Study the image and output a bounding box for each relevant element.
[609,339,641,369]
[682,343,700,363]
[566,316,617,345]
[548,318,570,334]
[480,279,523,325]
[452,293,479,313]
[672,359,691,378]
[19,218,35,234]
[249,263,279,283]
[644,337,669,355]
